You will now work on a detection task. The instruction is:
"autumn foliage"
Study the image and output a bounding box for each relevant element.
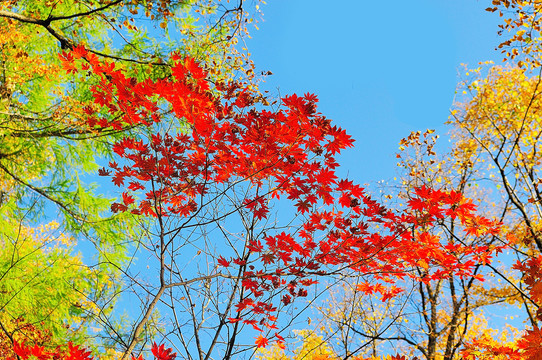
[5,329,175,360]
[56,45,505,353]
[3,1,540,358]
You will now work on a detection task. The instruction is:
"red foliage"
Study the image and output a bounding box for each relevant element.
[8,336,172,360]
[150,343,177,360]
[514,256,542,312]
[0,318,174,360]
[255,334,269,348]
[11,340,94,360]
[518,326,542,360]
[462,257,542,359]
[513,257,542,360]
[60,47,504,347]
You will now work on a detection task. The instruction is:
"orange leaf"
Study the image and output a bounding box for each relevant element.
[255,334,269,348]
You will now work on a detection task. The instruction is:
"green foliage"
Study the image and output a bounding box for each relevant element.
[0,0,261,352]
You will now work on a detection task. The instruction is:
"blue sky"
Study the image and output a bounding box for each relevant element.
[247,0,502,183]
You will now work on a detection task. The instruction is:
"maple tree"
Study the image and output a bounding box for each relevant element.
[55,44,504,359]
[265,131,512,360]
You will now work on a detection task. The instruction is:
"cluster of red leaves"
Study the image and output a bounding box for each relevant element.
[10,340,93,360]
[0,319,54,359]
[461,333,523,360]
[10,339,175,360]
[60,46,503,347]
[132,343,177,360]
[513,256,542,360]
[1,318,175,360]
[514,256,542,316]
[461,256,542,360]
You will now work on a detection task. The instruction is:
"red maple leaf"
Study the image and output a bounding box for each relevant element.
[151,342,177,360]
[516,326,542,360]
[217,256,230,267]
[122,192,135,205]
[255,334,269,348]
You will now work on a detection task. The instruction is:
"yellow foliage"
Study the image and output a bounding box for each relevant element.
[0,220,112,347]
[255,330,335,360]
[451,66,542,172]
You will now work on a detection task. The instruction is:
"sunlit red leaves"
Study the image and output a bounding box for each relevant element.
[517,327,542,360]
[10,340,94,360]
[151,343,176,360]
[513,256,542,319]
[243,197,269,220]
[462,334,523,360]
[356,282,403,302]
[325,125,354,154]
[10,339,177,360]
[71,51,344,221]
[407,186,479,225]
[217,256,230,267]
[255,334,269,348]
[62,50,505,348]
[4,321,175,360]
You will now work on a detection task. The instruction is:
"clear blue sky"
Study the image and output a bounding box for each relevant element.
[247,0,502,184]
